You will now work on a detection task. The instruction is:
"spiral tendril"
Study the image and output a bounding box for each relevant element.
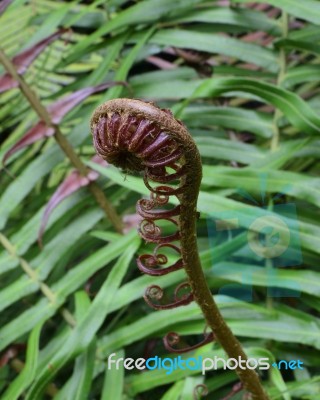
[144,282,193,310]
[163,328,214,354]
[193,384,209,400]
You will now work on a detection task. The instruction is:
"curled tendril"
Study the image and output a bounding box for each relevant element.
[138,217,180,244]
[144,174,184,196]
[163,329,214,354]
[138,219,161,239]
[193,384,209,400]
[138,198,156,211]
[137,199,180,219]
[137,243,183,276]
[144,282,193,310]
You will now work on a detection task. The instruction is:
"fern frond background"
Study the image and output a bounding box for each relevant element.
[0,0,319,398]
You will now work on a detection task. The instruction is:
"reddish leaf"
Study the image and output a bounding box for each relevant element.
[2,122,54,166]
[0,74,18,92]
[0,347,18,368]
[2,81,125,165]
[146,56,176,70]
[38,156,108,247]
[0,0,13,16]
[0,29,68,94]
[0,344,25,368]
[47,81,125,123]
[12,29,69,74]
[91,154,108,166]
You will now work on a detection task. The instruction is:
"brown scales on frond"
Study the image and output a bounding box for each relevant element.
[91,99,195,312]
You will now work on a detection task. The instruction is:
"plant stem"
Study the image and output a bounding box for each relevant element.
[180,149,269,400]
[0,48,123,234]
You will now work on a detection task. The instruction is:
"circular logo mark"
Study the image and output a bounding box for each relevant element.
[247,216,290,259]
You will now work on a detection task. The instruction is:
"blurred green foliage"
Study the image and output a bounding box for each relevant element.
[0,0,320,399]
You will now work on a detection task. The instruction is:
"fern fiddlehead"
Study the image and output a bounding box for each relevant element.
[91,98,269,400]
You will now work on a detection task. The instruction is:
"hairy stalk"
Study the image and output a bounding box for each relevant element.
[0,48,123,234]
[90,99,269,400]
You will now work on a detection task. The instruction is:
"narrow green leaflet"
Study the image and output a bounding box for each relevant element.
[64,0,205,64]
[276,39,320,56]
[205,373,238,394]
[170,7,281,35]
[55,293,96,400]
[250,139,310,170]
[83,33,128,86]
[161,381,185,400]
[195,137,265,165]
[268,378,320,400]
[0,193,85,271]
[0,231,138,352]
[101,349,125,400]
[132,78,201,100]
[175,77,320,136]
[202,166,320,208]
[284,66,320,87]
[2,322,44,400]
[288,25,320,41]
[0,146,65,230]
[0,208,103,313]
[209,263,320,297]
[181,105,273,138]
[22,1,80,48]
[143,29,278,72]
[26,238,139,399]
[250,348,291,400]
[104,26,156,101]
[54,229,139,298]
[181,377,205,400]
[232,0,320,25]
[57,349,98,400]
[129,66,197,85]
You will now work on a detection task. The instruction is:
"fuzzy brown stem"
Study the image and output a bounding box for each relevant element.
[180,140,269,400]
